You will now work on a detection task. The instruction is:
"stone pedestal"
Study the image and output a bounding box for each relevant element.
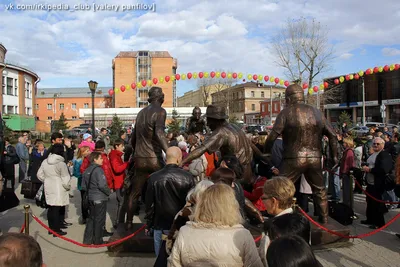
[309,216,350,247]
[107,223,154,253]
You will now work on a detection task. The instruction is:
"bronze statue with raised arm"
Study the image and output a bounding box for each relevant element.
[125,86,169,230]
[264,84,338,224]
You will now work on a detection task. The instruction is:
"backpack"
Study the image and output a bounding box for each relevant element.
[13,154,20,165]
[352,148,362,169]
[328,201,354,226]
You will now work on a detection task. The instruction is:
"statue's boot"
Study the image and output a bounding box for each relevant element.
[318,200,329,224]
[125,221,133,231]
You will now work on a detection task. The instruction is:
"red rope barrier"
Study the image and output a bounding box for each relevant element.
[31,214,146,248]
[298,207,400,239]
[254,235,262,242]
[323,168,400,205]
[20,224,25,233]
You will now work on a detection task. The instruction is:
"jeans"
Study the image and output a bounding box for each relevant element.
[154,229,169,257]
[329,167,341,202]
[342,174,354,210]
[383,190,399,208]
[83,200,107,245]
[115,188,126,225]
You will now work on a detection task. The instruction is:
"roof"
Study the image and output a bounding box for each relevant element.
[36,87,112,98]
[0,43,6,53]
[212,81,285,95]
[116,51,172,58]
[0,62,39,79]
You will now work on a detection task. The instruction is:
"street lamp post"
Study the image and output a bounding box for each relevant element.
[88,80,98,139]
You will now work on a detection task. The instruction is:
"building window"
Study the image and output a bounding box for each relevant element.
[7,106,14,114]
[47,103,52,110]
[35,104,39,109]
[72,103,77,109]
[2,105,5,113]
[1,76,4,95]
[36,117,39,120]
[6,77,13,95]
[251,104,255,111]
[48,116,52,120]
[261,91,265,98]
[26,107,31,115]
[84,103,89,108]
[251,91,255,97]
[59,103,64,110]
[72,116,77,119]
[274,103,278,112]
[14,79,18,96]
[262,105,265,112]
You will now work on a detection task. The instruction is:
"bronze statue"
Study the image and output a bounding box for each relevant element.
[264,84,338,224]
[185,106,207,135]
[125,86,169,230]
[181,105,254,182]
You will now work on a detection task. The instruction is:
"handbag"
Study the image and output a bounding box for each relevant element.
[0,181,20,212]
[82,167,99,213]
[35,184,48,208]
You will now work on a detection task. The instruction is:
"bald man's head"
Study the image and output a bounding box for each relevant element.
[166,146,182,165]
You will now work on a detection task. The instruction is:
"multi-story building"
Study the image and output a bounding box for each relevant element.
[177,83,230,107]
[112,51,177,108]
[35,87,112,132]
[323,68,400,125]
[211,81,285,121]
[0,43,40,131]
[258,99,284,125]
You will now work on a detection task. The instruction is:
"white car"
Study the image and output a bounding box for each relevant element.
[349,126,369,136]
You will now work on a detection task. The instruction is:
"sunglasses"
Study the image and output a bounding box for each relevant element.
[373,143,383,145]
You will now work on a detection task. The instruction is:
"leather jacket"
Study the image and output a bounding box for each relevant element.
[145,164,196,230]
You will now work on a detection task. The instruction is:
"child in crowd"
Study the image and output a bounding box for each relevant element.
[73,146,91,224]
[78,133,95,151]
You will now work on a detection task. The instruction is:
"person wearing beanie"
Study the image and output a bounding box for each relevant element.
[79,134,95,151]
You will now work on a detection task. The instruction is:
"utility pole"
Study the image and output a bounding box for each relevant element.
[270,86,273,125]
[362,77,366,126]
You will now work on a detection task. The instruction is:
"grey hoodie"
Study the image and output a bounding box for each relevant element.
[81,163,111,202]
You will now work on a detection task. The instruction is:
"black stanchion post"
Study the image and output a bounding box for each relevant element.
[24,204,30,235]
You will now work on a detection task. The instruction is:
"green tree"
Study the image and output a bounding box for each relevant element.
[167,109,181,133]
[338,111,352,129]
[53,112,69,132]
[109,114,123,142]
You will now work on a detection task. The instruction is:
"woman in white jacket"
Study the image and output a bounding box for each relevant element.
[37,144,71,237]
[168,183,263,267]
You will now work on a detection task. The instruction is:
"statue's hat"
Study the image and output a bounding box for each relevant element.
[205,105,228,120]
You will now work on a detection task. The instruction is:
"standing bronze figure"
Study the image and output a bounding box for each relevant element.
[264,84,338,224]
[185,106,207,135]
[181,105,253,182]
[125,87,169,230]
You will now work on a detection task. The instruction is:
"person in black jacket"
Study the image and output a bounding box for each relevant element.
[2,138,17,190]
[43,132,74,162]
[361,137,393,229]
[145,146,195,257]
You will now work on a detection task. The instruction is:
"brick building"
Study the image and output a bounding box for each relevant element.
[177,83,230,107]
[35,87,112,132]
[112,51,177,108]
[0,43,40,131]
[259,99,284,125]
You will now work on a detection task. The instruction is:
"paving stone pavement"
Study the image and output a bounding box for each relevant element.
[0,171,399,267]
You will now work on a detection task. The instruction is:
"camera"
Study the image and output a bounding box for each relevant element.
[361,162,369,167]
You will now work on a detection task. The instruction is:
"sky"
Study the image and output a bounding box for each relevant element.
[1,0,400,97]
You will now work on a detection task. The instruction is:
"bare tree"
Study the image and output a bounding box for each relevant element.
[272,18,334,88]
[197,78,213,106]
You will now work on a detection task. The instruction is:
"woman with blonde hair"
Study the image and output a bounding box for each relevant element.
[168,183,263,267]
[73,146,91,224]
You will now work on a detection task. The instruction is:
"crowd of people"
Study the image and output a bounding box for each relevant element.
[0,118,400,266]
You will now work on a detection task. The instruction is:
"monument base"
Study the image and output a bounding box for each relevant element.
[107,223,154,253]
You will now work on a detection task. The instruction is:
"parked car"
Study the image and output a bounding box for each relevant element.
[246,125,265,134]
[349,126,369,136]
[365,122,385,128]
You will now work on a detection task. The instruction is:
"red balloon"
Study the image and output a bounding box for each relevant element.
[395,64,400,70]
[345,75,350,81]
[264,76,269,82]
[221,72,226,78]
[334,79,339,85]
[313,86,318,92]
[373,67,379,73]
[302,83,308,89]
[274,77,279,84]
[384,65,390,72]
[153,78,158,85]
[354,74,360,80]
[165,76,170,82]
[108,89,114,96]
[366,69,371,75]
[253,74,258,80]
[175,74,180,80]
[232,72,237,79]
[210,71,216,78]
[324,82,329,88]
[131,83,136,89]
[198,72,204,78]
[141,80,147,87]
[120,86,126,92]
[284,81,290,87]
[187,73,192,79]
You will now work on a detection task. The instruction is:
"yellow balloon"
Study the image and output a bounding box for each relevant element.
[171,76,176,81]
[216,72,221,78]
[349,74,354,80]
[115,88,120,93]
[181,74,186,80]
[339,76,344,83]
[390,66,394,71]
[308,88,313,95]
[279,80,284,85]
[193,72,198,79]
[270,76,274,82]
[247,74,252,80]
[147,80,152,86]
[204,72,209,78]
[359,70,364,76]
[258,75,263,81]
[137,83,142,88]
[227,73,232,79]
[159,77,164,83]
[238,72,243,79]
[379,67,383,72]
[319,84,324,90]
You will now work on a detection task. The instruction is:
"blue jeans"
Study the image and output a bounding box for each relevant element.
[383,190,399,208]
[154,229,169,257]
[329,167,341,202]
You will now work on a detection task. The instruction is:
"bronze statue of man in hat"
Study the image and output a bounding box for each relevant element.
[185,106,207,135]
[181,105,254,182]
[264,84,338,224]
[125,86,169,230]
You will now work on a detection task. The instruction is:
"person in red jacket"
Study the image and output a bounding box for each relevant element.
[80,140,114,191]
[109,139,129,228]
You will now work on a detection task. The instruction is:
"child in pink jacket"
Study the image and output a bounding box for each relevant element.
[78,133,95,151]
